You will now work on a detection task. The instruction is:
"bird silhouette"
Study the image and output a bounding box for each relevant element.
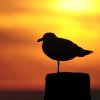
[37,32,93,73]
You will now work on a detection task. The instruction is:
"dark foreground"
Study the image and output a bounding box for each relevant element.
[0,90,99,100]
[44,72,91,100]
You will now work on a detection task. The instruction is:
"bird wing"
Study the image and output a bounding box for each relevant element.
[56,38,83,51]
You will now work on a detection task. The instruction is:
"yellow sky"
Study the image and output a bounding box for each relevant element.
[0,0,100,90]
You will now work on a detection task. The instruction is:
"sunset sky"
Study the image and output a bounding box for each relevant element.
[0,0,100,91]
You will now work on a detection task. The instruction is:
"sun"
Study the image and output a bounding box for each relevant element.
[49,0,92,13]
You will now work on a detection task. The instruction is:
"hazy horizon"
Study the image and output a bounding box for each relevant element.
[0,89,99,100]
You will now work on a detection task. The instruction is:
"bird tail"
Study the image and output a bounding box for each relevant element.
[78,50,93,57]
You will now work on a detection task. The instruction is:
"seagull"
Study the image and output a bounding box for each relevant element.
[37,32,93,73]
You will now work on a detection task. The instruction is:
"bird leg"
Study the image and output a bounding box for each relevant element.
[57,60,60,73]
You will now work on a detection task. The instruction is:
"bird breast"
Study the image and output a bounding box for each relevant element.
[42,41,58,60]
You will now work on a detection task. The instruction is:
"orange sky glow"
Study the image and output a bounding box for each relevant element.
[0,0,100,91]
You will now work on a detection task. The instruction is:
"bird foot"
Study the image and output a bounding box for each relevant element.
[57,71,60,74]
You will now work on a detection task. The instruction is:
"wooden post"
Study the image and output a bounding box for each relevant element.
[44,72,91,100]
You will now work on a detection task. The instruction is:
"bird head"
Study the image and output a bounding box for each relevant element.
[37,32,56,42]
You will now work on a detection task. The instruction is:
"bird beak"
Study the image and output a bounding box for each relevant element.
[37,38,43,42]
